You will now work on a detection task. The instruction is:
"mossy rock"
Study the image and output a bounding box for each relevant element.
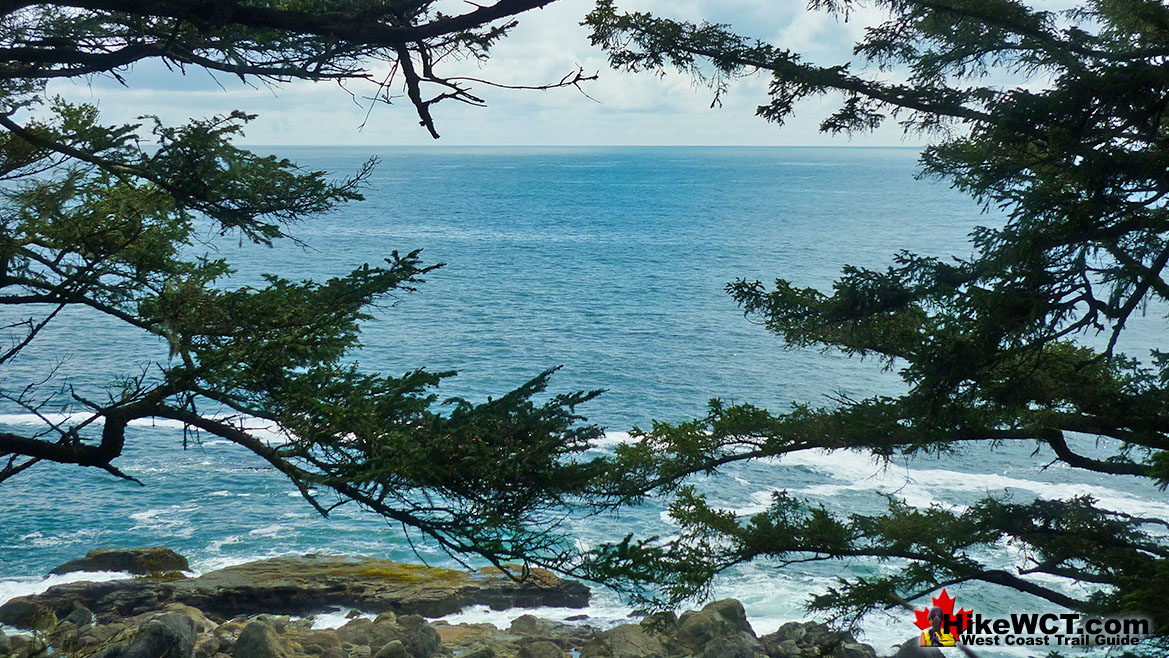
[50,547,190,576]
[13,554,589,621]
[355,563,463,584]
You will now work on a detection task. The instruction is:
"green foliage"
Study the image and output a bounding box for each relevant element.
[7,0,1169,634]
[583,0,1169,635]
[0,0,614,573]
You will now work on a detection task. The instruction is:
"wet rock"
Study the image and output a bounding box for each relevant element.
[51,548,190,576]
[195,635,222,658]
[0,627,8,655]
[374,639,410,658]
[212,617,250,651]
[233,618,293,658]
[431,622,508,658]
[70,620,133,655]
[676,600,756,650]
[8,634,48,657]
[457,644,496,658]
[472,565,590,613]
[0,598,57,631]
[760,622,876,658]
[581,622,671,658]
[13,554,590,621]
[299,630,343,655]
[121,610,198,658]
[519,640,565,658]
[64,605,96,627]
[639,612,678,634]
[163,604,218,634]
[314,632,345,651]
[3,579,881,658]
[583,599,767,658]
[510,615,558,636]
[509,615,597,645]
[9,577,170,623]
[397,614,440,658]
[49,619,83,654]
[703,636,765,658]
[335,618,381,648]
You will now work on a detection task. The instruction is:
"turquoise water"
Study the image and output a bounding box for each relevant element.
[2,147,1165,655]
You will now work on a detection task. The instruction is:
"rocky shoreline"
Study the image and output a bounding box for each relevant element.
[0,549,925,658]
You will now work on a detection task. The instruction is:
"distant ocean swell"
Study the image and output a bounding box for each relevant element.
[4,147,1164,657]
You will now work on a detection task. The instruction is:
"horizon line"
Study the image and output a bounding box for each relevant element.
[234,143,927,149]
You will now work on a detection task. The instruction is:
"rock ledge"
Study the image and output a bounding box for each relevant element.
[49,548,190,577]
[4,554,589,624]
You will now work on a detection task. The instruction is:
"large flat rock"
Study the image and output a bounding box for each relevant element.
[49,547,189,576]
[1,555,589,625]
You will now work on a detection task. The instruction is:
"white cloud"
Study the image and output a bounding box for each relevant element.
[43,0,921,147]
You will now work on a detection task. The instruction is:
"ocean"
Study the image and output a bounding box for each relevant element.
[2,146,1165,656]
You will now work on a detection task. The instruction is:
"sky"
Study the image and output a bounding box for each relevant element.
[44,0,922,147]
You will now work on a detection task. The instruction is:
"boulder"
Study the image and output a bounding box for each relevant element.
[676,600,756,649]
[759,622,876,658]
[374,640,410,658]
[638,612,677,633]
[51,548,189,576]
[703,636,764,658]
[429,622,509,658]
[674,599,764,658]
[510,615,560,636]
[336,617,394,649]
[120,611,198,658]
[397,615,440,658]
[509,615,597,644]
[299,630,344,655]
[212,617,250,651]
[581,622,671,658]
[519,640,564,658]
[195,635,222,658]
[162,604,218,634]
[233,619,293,658]
[0,627,8,655]
[11,554,590,622]
[0,598,57,631]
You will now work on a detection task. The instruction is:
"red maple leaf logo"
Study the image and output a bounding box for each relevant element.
[913,588,973,634]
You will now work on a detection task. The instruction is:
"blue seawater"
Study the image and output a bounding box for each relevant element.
[2,147,1166,654]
